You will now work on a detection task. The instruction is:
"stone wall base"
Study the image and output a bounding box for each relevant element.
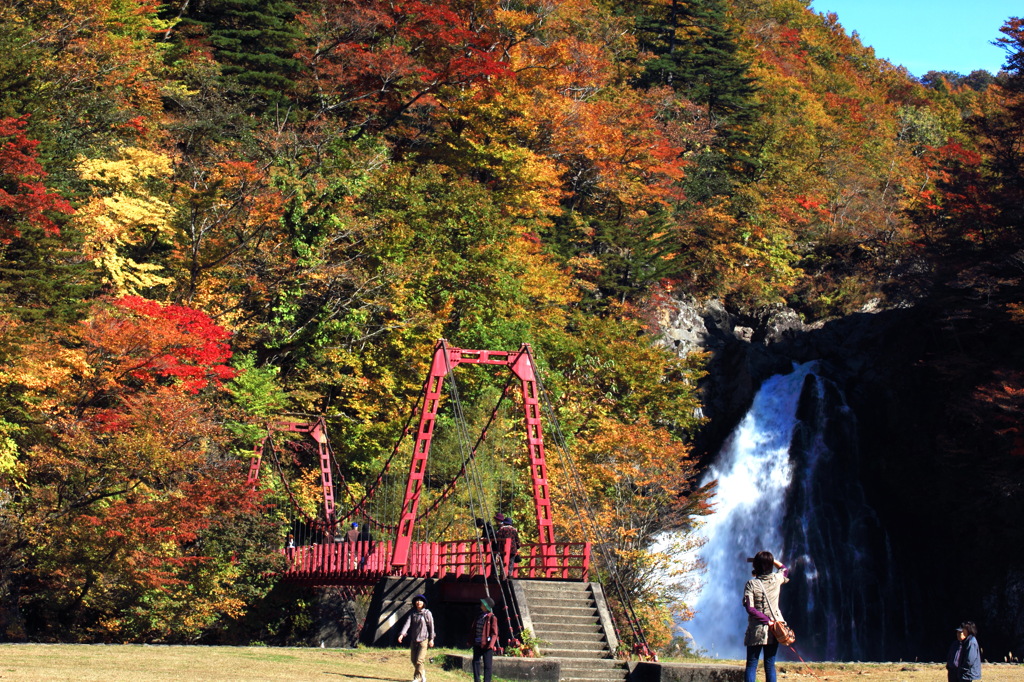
[442,655,744,682]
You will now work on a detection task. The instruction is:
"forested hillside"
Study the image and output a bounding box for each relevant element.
[0,0,1022,652]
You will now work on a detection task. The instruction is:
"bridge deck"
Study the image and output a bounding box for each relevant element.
[282,539,591,586]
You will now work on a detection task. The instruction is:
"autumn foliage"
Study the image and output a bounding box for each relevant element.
[0,117,73,243]
[0,0,1022,652]
[1,296,275,640]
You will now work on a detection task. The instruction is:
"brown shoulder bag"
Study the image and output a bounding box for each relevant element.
[758,579,796,646]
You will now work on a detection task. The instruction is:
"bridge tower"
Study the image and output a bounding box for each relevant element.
[391,340,557,572]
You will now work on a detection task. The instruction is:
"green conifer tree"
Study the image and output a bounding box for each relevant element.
[631,0,762,201]
[588,211,687,306]
[172,0,304,112]
[0,226,98,326]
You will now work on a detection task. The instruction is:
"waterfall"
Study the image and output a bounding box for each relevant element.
[680,363,814,660]
[678,362,902,661]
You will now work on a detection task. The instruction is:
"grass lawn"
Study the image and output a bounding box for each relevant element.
[0,644,1022,681]
[0,644,467,681]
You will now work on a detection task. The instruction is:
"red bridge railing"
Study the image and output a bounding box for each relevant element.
[281,539,591,585]
[519,542,592,580]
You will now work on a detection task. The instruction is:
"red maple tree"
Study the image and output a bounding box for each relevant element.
[0,117,74,244]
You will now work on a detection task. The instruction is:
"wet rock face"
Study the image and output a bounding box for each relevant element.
[657,299,810,458]
[657,298,910,462]
[657,297,716,358]
[748,304,807,346]
[659,299,808,353]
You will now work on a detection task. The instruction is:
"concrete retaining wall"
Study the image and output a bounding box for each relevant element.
[443,654,560,681]
[361,577,438,646]
[312,587,361,647]
[443,655,744,682]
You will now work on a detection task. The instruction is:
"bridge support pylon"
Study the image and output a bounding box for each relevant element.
[391,340,557,573]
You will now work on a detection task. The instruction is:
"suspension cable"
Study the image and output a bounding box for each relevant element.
[335,375,431,528]
[435,354,526,639]
[441,343,526,640]
[325,425,358,512]
[412,373,514,522]
[266,435,316,532]
[439,343,493,604]
[444,360,527,641]
[529,348,653,657]
[489,384,527,642]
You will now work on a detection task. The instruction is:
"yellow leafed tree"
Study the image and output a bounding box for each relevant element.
[76,147,176,294]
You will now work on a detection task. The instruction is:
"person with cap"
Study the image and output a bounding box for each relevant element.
[472,597,500,682]
[342,522,360,568]
[398,594,435,682]
[947,621,982,682]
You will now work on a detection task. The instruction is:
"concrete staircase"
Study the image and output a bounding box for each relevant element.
[514,580,628,682]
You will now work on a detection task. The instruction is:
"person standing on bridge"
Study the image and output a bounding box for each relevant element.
[356,521,374,569]
[495,517,521,576]
[343,522,360,569]
[398,594,435,682]
[476,517,497,545]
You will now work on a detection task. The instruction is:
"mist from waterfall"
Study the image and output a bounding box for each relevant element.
[681,363,814,659]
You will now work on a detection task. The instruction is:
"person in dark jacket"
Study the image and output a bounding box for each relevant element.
[398,594,436,682]
[472,597,500,682]
[475,517,497,544]
[948,621,982,682]
[947,628,962,682]
[356,522,374,569]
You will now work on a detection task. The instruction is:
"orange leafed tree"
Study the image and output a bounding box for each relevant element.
[171,159,288,310]
[3,297,280,641]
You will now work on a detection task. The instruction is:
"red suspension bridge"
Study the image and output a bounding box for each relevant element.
[246,340,654,658]
[247,341,589,584]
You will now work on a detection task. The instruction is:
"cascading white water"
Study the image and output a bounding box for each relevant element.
[681,363,816,659]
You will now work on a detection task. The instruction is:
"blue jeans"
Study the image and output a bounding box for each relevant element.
[745,641,779,682]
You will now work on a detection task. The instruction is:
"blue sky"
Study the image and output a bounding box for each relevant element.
[808,0,1017,76]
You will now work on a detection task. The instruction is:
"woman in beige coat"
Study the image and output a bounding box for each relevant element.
[742,551,790,682]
